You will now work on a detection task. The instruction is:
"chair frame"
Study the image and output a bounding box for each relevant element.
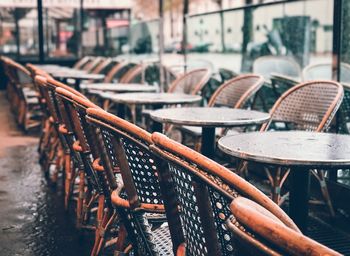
[86,108,185,255]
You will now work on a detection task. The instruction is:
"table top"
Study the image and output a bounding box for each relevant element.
[218,131,350,168]
[102,92,202,105]
[151,107,270,127]
[52,72,104,80]
[81,83,157,93]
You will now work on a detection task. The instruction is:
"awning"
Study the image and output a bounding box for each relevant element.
[0,0,132,9]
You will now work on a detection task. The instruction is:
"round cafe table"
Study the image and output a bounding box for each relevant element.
[150,107,270,158]
[51,71,105,91]
[80,83,157,94]
[103,92,202,125]
[218,131,350,231]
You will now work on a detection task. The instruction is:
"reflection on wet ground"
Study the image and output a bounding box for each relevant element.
[0,145,93,256]
[0,90,92,255]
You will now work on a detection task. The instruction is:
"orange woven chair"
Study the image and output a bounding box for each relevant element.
[150,132,299,255]
[2,58,42,131]
[227,197,341,255]
[86,108,184,255]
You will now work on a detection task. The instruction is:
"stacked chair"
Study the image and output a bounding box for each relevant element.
[1,56,342,255]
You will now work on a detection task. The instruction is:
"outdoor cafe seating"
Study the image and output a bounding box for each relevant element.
[0,53,348,255]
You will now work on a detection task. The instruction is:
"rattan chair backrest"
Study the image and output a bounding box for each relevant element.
[261,80,344,132]
[150,132,299,256]
[302,62,350,83]
[119,62,177,87]
[228,197,342,256]
[167,68,211,95]
[73,56,91,70]
[253,56,301,80]
[103,62,137,83]
[90,58,112,74]
[208,74,264,108]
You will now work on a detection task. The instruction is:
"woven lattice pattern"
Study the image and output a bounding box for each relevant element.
[169,69,209,94]
[208,188,238,255]
[270,82,341,131]
[121,137,163,205]
[210,76,261,108]
[168,164,208,256]
[100,129,119,168]
[127,212,173,255]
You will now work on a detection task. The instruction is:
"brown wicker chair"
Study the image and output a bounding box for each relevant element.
[73,56,91,70]
[179,74,265,150]
[252,80,343,215]
[82,57,105,73]
[55,87,124,255]
[227,197,341,256]
[150,132,300,256]
[86,107,184,255]
[3,59,42,131]
[143,68,211,130]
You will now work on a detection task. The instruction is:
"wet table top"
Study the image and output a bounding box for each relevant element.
[51,72,105,81]
[102,92,202,105]
[81,83,157,93]
[150,107,270,127]
[218,131,350,168]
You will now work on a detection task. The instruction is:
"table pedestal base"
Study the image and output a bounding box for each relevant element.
[201,127,215,158]
[290,167,310,232]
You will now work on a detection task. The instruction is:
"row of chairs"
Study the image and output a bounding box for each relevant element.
[10,61,340,255]
[1,55,343,220]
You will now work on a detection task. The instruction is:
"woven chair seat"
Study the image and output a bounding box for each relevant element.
[26,97,39,104]
[151,224,174,255]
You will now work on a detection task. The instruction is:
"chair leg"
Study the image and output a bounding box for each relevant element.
[265,167,290,205]
[64,153,75,210]
[76,169,85,229]
[311,169,335,216]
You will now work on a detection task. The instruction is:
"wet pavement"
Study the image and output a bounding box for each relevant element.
[0,92,92,256]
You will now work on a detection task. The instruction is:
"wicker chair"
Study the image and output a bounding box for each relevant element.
[253,56,301,80]
[82,57,105,73]
[3,59,42,131]
[302,62,350,82]
[86,107,184,255]
[179,74,265,151]
[103,61,137,83]
[252,81,343,215]
[252,56,301,112]
[119,62,177,88]
[143,68,211,131]
[227,197,341,255]
[73,56,91,70]
[218,68,238,83]
[150,132,299,256]
[55,88,123,255]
